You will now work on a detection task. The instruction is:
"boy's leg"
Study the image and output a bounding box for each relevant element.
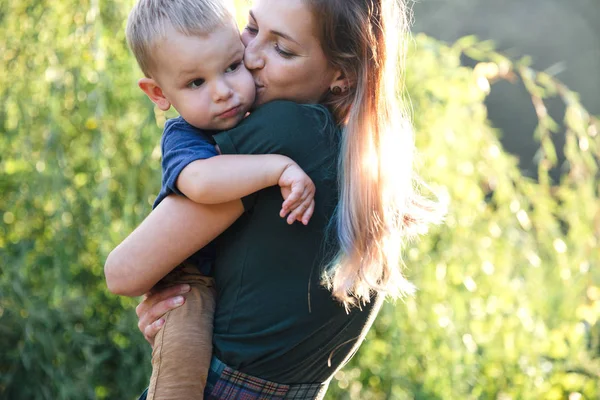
[147,264,216,400]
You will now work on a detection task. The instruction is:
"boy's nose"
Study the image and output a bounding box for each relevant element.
[213,80,234,102]
[243,40,265,70]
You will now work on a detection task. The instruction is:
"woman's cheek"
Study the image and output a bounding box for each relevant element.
[270,57,294,86]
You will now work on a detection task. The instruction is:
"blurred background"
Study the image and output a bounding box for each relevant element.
[0,0,599,399]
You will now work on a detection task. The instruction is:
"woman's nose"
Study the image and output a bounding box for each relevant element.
[243,40,265,70]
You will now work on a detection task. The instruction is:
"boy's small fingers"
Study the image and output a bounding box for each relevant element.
[302,201,315,225]
[281,200,296,216]
[295,188,310,205]
[283,190,301,207]
[286,209,298,224]
[296,200,311,223]
[285,187,309,211]
[287,204,307,225]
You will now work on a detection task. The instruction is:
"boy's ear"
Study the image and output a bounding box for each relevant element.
[138,78,171,111]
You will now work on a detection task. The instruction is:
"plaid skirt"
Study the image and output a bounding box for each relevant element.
[138,356,330,400]
[204,356,330,400]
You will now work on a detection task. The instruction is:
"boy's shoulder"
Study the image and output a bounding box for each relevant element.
[161,116,217,152]
[164,116,198,133]
[163,116,214,140]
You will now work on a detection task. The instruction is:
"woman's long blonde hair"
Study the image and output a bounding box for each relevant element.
[308,0,444,307]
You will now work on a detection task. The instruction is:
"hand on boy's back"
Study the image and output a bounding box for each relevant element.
[278,164,315,226]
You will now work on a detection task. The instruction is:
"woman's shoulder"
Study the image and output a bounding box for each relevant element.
[214,100,340,167]
[247,100,335,130]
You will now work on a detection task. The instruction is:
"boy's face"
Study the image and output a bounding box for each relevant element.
[149,23,255,130]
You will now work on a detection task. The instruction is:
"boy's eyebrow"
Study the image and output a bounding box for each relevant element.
[178,67,203,79]
[178,45,243,80]
[249,10,301,46]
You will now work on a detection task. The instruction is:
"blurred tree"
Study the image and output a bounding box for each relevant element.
[411,0,600,181]
[0,1,598,399]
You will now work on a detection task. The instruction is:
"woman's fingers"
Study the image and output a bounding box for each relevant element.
[136,284,189,317]
[138,295,186,344]
[144,318,165,347]
[136,284,189,341]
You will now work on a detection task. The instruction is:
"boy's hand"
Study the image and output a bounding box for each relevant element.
[278,163,315,225]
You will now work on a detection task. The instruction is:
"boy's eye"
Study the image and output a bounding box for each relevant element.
[225,62,242,73]
[189,79,205,88]
[244,25,258,35]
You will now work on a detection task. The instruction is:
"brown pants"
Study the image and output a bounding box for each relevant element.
[147,264,216,400]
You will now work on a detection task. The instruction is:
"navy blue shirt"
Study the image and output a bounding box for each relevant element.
[154,116,219,275]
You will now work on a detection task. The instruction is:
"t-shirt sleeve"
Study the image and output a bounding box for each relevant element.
[213,100,336,211]
[161,119,219,197]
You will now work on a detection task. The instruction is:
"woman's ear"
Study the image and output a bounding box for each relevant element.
[138,78,171,111]
[329,70,351,94]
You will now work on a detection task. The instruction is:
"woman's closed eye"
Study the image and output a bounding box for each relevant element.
[274,44,295,59]
[244,25,258,35]
[225,62,242,73]
[188,78,205,89]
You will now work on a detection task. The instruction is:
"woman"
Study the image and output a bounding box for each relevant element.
[106,0,441,398]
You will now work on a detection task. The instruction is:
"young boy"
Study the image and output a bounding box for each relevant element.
[120,0,315,398]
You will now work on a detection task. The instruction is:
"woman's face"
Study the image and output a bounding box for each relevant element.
[242,0,338,106]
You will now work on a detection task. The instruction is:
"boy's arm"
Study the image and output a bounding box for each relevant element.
[177,154,293,204]
[177,154,316,225]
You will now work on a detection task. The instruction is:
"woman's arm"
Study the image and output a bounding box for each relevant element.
[104,195,243,297]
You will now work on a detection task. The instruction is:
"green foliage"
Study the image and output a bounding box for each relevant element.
[1,0,156,398]
[1,1,598,399]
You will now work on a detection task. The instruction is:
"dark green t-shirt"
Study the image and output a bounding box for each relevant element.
[212,101,381,384]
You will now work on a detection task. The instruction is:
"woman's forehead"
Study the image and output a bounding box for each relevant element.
[250,0,319,43]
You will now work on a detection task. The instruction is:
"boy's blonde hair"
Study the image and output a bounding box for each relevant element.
[126,0,234,77]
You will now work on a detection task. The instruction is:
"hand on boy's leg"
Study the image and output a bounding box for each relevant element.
[136,284,190,347]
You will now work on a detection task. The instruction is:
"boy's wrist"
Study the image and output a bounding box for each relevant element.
[265,154,294,183]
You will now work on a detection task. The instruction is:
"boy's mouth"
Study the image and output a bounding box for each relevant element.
[217,105,242,119]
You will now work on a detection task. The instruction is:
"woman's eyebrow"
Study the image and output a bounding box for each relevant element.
[249,10,301,46]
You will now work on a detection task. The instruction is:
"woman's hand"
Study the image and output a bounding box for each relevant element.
[278,163,316,225]
[136,284,191,346]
